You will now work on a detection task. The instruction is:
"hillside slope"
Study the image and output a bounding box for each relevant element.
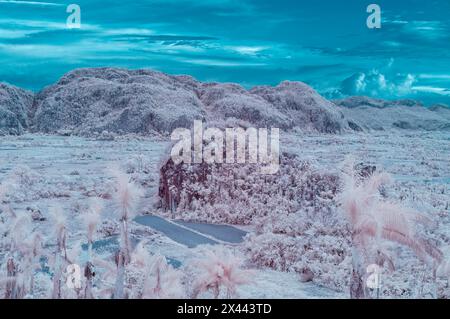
[29,68,348,135]
[0,83,34,135]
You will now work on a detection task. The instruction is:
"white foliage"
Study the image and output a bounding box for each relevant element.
[127,242,184,299]
[190,245,252,299]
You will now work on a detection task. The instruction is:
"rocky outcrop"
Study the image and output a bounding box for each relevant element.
[0,83,34,135]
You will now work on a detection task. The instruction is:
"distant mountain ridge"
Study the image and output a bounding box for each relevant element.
[334,96,450,131]
[333,96,425,109]
[0,68,449,135]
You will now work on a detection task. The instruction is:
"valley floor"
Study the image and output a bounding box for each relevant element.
[0,130,448,298]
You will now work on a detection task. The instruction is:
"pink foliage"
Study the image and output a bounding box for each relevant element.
[338,160,443,265]
[338,160,443,298]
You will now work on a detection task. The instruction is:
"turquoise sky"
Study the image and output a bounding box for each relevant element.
[0,0,449,105]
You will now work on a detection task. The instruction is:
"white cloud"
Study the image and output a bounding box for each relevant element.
[341,70,416,97]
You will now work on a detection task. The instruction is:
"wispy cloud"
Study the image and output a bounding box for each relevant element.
[0,0,62,6]
[0,28,38,39]
[0,18,100,31]
[102,28,155,36]
[224,45,268,56]
[405,21,447,40]
[181,57,266,67]
[419,74,450,80]
[413,86,450,96]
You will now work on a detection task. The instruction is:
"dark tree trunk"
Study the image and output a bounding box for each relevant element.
[350,268,366,299]
[5,258,17,299]
[84,262,95,299]
[350,243,366,299]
